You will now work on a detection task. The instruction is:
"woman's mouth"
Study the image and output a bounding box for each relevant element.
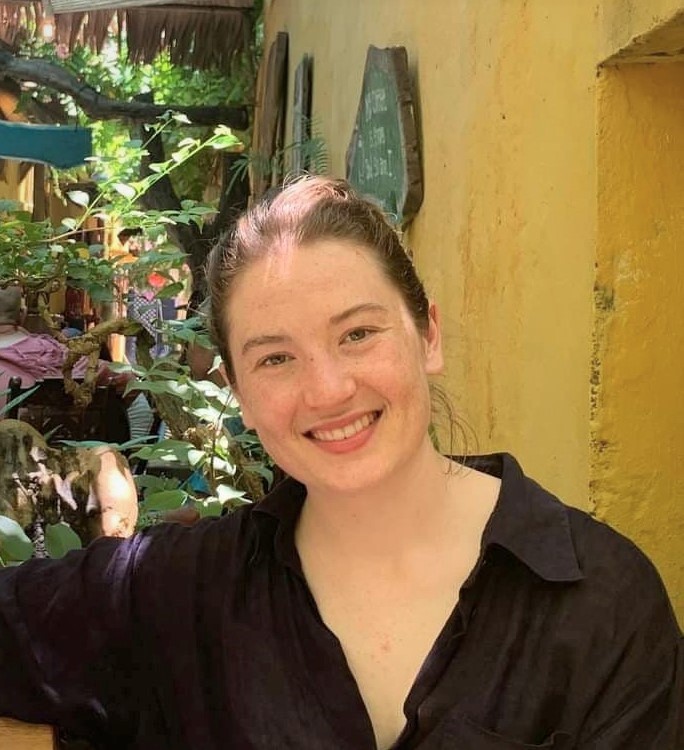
[307,411,381,443]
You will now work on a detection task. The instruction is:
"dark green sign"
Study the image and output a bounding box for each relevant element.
[346,46,423,225]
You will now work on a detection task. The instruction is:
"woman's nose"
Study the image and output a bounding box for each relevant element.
[301,355,356,410]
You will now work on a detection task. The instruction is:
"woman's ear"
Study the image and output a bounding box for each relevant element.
[424,301,444,375]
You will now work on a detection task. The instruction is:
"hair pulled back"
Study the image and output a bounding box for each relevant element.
[206,176,429,385]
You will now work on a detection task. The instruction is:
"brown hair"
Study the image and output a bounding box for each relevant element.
[206,177,429,385]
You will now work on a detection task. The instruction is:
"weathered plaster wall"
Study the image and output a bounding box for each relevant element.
[600,0,684,61]
[594,61,684,618]
[264,0,596,508]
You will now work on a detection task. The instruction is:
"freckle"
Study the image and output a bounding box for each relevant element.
[379,637,391,654]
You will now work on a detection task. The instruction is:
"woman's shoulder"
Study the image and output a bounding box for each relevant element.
[564,502,674,611]
[512,454,678,629]
[136,502,259,556]
[480,452,678,625]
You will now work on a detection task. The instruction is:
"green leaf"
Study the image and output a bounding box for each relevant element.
[112,182,137,200]
[0,516,33,561]
[197,499,225,517]
[136,474,181,492]
[177,138,198,150]
[58,440,109,449]
[155,282,184,299]
[0,384,38,418]
[187,449,206,467]
[217,484,244,503]
[211,134,240,150]
[67,190,91,207]
[210,457,236,475]
[131,439,193,462]
[60,217,78,230]
[213,124,233,137]
[45,523,82,558]
[144,489,187,511]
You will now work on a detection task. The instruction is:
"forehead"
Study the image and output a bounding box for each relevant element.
[227,239,402,330]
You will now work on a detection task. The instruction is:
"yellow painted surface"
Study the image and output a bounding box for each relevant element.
[0,161,33,207]
[594,62,684,619]
[600,0,684,61]
[0,718,55,750]
[264,0,596,508]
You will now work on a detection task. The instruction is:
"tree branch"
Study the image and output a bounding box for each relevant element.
[0,50,249,129]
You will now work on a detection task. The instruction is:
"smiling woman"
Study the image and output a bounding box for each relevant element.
[0,178,680,750]
[220,236,442,500]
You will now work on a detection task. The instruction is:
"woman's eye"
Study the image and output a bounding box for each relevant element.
[257,353,291,368]
[343,328,374,344]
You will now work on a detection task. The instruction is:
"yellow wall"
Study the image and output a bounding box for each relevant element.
[0,161,33,207]
[601,0,684,61]
[264,0,684,622]
[265,0,597,507]
[594,61,684,618]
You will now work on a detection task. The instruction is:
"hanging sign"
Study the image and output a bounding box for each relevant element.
[346,45,423,225]
[0,121,92,169]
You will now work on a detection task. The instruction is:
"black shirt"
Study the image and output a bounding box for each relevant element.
[0,453,680,749]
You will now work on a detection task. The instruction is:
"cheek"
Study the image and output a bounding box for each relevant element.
[372,337,429,390]
[237,377,296,437]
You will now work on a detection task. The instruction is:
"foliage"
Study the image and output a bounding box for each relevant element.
[0,11,275,564]
[21,37,252,199]
[0,315,272,565]
[121,317,273,526]
[0,120,239,301]
[0,385,83,565]
[229,115,328,195]
[0,122,267,565]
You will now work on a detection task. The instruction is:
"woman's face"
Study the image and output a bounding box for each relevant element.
[227,239,443,496]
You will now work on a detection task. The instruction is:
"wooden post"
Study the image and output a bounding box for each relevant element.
[0,718,57,749]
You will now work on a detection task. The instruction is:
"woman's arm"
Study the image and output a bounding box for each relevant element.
[0,536,142,744]
[577,567,683,748]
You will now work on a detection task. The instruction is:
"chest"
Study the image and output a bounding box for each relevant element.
[306,568,471,750]
[144,549,590,750]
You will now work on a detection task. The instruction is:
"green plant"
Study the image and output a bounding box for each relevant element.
[0,124,267,564]
[116,316,273,525]
[0,119,239,303]
[22,38,251,200]
[228,117,328,195]
[0,383,81,565]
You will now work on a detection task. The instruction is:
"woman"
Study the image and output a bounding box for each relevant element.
[0,178,680,749]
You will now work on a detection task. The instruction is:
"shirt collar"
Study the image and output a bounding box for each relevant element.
[252,453,584,583]
[252,476,306,574]
[473,453,584,582]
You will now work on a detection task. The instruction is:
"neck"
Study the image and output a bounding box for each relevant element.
[297,440,459,561]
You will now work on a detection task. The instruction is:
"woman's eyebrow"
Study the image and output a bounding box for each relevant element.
[241,304,388,354]
[329,302,389,326]
[241,333,291,355]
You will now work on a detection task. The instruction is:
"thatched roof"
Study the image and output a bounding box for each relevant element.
[0,1,254,70]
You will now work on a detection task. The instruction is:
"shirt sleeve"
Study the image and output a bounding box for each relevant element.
[0,533,145,744]
[577,560,683,749]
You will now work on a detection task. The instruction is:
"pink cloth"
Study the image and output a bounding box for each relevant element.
[0,333,93,399]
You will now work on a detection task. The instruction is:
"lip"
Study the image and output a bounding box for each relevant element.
[306,410,379,434]
[305,410,381,455]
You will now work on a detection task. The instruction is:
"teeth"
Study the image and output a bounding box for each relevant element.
[311,412,377,442]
